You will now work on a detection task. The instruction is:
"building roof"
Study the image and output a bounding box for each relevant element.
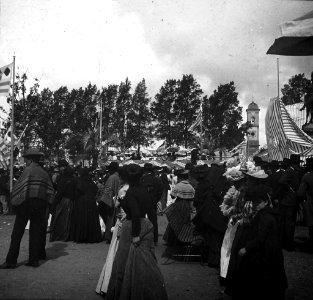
[247,101,259,111]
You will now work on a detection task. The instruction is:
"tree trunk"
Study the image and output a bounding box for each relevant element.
[219,148,223,161]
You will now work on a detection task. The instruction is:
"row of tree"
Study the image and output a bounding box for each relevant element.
[2,73,248,164]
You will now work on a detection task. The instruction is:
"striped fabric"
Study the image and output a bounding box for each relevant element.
[285,102,306,128]
[265,97,313,160]
[0,63,13,97]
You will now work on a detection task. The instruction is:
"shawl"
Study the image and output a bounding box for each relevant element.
[11,162,54,206]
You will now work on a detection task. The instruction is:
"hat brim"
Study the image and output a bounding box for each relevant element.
[243,172,268,179]
[23,152,44,157]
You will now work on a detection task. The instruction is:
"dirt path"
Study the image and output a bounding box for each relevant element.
[0,214,312,300]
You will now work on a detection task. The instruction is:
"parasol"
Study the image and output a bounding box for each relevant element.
[267,10,313,56]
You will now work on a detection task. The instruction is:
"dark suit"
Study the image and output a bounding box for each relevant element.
[278,166,301,250]
[140,172,163,243]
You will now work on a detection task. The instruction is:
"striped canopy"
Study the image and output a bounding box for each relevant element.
[265,97,313,160]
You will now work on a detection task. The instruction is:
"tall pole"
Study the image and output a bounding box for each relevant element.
[10,56,15,193]
[99,96,102,144]
[200,98,203,155]
[277,58,280,99]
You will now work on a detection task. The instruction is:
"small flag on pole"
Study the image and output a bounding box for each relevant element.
[0,63,13,97]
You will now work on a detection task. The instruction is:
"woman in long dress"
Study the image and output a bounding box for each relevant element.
[106,164,168,300]
[70,168,102,243]
[50,167,76,242]
[96,167,129,297]
[163,169,196,248]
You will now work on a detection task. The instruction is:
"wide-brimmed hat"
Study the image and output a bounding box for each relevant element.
[143,163,154,172]
[269,160,279,168]
[171,181,195,199]
[244,169,268,179]
[23,148,44,158]
[223,167,244,181]
[58,159,69,167]
[289,154,303,164]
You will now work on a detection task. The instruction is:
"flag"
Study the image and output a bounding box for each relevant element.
[188,111,202,132]
[267,10,313,56]
[0,62,13,97]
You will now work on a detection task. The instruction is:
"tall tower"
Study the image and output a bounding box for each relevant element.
[246,101,260,157]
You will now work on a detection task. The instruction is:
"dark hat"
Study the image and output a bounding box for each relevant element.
[193,164,209,174]
[23,148,44,157]
[143,163,154,172]
[107,161,120,173]
[125,164,143,183]
[58,159,69,167]
[269,160,279,168]
[305,157,313,166]
[289,154,303,164]
[184,162,195,171]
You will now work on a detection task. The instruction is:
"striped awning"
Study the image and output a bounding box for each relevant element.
[266,97,313,161]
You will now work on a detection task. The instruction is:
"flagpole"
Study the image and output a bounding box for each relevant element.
[99,96,102,157]
[200,97,203,155]
[277,58,280,99]
[10,55,15,193]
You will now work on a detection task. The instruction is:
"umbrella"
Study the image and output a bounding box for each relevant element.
[166,146,180,153]
[267,10,313,56]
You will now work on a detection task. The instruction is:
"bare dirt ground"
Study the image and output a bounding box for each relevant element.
[0,214,312,300]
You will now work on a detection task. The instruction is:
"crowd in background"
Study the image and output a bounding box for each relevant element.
[1,150,313,300]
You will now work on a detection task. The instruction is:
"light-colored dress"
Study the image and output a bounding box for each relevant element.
[95,184,129,296]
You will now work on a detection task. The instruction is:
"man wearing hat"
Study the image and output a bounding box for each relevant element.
[0,148,54,268]
[141,163,163,245]
[97,161,120,243]
[278,154,303,251]
[298,157,313,251]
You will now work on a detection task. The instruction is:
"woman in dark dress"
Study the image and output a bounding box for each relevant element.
[50,167,76,242]
[226,176,288,300]
[70,168,102,243]
[106,164,168,300]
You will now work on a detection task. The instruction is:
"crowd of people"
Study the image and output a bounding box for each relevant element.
[0,147,313,300]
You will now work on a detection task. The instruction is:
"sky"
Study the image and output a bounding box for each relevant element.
[0,0,313,146]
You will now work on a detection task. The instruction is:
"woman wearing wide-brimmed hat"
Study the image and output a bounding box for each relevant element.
[220,168,246,280]
[228,184,288,300]
[106,164,168,300]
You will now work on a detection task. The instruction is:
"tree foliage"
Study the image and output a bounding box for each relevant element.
[203,82,243,156]
[151,79,178,147]
[281,73,311,105]
[127,79,152,153]
[173,74,202,148]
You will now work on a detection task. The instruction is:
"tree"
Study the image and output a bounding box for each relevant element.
[151,79,178,147]
[127,79,152,154]
[113,78,132,151]
[35,86,68,159]
[203,81,243,159]
[281,73,311,105]
[173,74,202,148]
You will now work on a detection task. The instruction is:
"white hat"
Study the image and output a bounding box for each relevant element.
[245,169,268,179]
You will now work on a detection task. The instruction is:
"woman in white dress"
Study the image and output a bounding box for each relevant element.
[96,168,129,297]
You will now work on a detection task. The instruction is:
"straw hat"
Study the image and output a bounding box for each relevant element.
[223,167,244,181]
[244,169,268,179]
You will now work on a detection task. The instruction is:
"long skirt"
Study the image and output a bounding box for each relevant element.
[50,197,73,242]
[106,218,168,300]
[163,200,196,244]
[220,220,239,278]
[96,219,122,295]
